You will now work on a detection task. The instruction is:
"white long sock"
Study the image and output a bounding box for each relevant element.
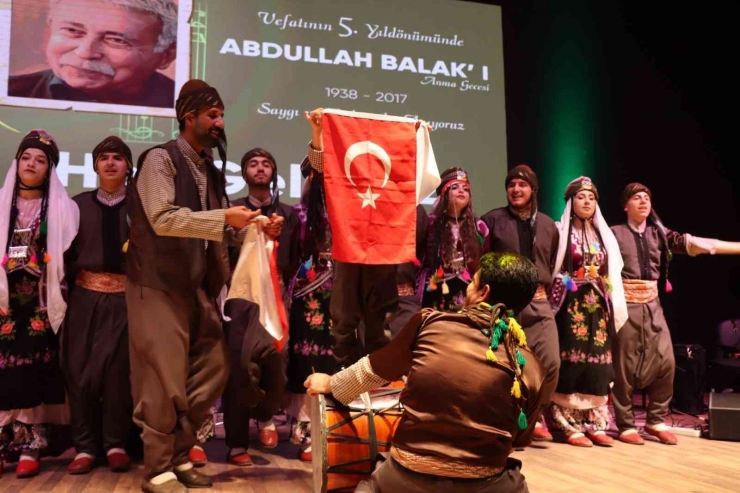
[19,451,39,462]
[150,472,177,485]
[230,447,247,456]
[175,462,193,472]
[259,419,276,431]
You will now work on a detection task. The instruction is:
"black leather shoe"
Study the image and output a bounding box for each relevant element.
[174,467,213,488]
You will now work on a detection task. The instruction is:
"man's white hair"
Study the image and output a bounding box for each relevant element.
[50,0,178,53]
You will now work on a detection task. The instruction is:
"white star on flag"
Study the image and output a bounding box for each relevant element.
[357,186,381,209]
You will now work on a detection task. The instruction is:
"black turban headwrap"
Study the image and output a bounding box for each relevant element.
[92,136,133,172]
[621,182,651,207]
[241,148,279,204]
[16,129,60,167]
[564,176,599,202]
[505,164,539,213]
[436,166,470,197]
[176,79,227,167]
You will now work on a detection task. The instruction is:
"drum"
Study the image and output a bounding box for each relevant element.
[311,382,404,493]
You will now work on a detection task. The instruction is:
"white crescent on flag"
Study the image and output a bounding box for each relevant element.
[323,109,441,205]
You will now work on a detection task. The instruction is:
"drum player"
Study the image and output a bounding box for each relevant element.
[305,251,546,493]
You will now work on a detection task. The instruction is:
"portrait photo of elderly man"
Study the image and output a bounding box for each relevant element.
[7,0,180,109]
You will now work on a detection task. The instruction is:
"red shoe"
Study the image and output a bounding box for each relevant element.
[107,451,131,472]
[618,430,645,445]
[645,427,678,445]
[299,449,312,462]
[16,459,40,478]
[68,456,94,474]
[189,447,208,467]
[586,432,614,447]
[532,425,553,441]
[259,429,279,448]
[228,451,253,467]
[566,434,593,447]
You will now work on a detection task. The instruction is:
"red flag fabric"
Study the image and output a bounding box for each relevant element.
[322,110,422,264]
[227,218,287,351]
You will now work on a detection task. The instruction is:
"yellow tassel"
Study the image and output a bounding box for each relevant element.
[589,264,598,277]
[122,240,129,253]
[511,378,522,398]
[486,348,497,362]
[509,318,527,347]
[43,253,51,264]
[441,281,449,295]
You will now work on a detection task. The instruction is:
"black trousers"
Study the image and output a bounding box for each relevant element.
[222,299,286,450]
[63,287,132,456]
[329,262,398,367]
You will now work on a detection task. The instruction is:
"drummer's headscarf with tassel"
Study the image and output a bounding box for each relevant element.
[621,182,673,294]
[551,176,628,331]
[176,79,228,168]
[0,130,80,333]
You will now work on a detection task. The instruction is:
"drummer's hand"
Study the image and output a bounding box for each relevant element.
[305,373,332,395]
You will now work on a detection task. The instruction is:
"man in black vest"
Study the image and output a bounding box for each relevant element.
[220,148,300,466]
[125,79,261,493]
[64,136,134,475]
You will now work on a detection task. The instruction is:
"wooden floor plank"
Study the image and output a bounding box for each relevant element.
[2,409,739,492]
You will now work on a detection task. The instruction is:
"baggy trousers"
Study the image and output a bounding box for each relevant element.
[222,299,286,450]
[518,298,560,406]
[126,280,228,479]
[612,299,675,431]
[330,261,398,367]
[63,286,132,456]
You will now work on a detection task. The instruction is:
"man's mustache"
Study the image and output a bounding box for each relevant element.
[58,55,115,76]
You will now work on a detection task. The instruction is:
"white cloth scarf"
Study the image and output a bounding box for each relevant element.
[552,185,627,332]
[0,160,80,333]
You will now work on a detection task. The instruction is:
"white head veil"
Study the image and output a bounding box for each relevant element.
[0,159,80,332]
[551,177,627,332]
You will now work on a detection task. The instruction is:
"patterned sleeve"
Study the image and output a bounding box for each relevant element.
[329,357,389,406]
[137,149,226,242]
[308,142,324,173]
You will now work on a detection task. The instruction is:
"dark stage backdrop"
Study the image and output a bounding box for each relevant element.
[491,0,740,356]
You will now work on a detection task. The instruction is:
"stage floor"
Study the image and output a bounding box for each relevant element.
[2,407,739,492]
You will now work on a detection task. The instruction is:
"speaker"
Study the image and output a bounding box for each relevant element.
[672,344,706,415]
[708,392,740,441]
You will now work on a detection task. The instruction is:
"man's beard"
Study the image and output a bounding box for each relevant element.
[247,180,271,190]
[196,125,220,148]
[509,199,532,219]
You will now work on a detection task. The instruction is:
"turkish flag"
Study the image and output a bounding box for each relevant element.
[322,109,440,264]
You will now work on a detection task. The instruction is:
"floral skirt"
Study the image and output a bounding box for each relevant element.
[555,281,614,397]
[548,403,611,434]
[0,421,49,459]
[196,399,221,444]
[287,276,337,393]
[0,270,65,411]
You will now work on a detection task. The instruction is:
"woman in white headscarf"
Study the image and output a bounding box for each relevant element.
[547,177,627,448]
[0,130,79,478]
